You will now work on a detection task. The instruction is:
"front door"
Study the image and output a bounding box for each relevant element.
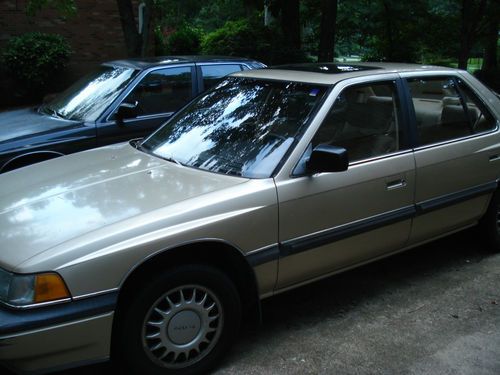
[97,65,196,145]
[275,78,416,289]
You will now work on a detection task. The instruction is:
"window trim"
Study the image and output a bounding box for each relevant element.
[453,76,476,132]
[398,77,419,147]
[412,121,500,152]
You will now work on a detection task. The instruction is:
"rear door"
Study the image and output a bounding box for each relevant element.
[275,75,416,289]
[400,72,500,244]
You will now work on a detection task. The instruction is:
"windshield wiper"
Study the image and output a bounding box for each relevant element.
[162,155,183,166]
[133,141,182,166]
[131,139,145,150]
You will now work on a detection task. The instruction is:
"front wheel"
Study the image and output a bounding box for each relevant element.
[478,191,500,252]
[115,265,241,375]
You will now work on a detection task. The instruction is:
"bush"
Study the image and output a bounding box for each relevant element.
[165,25,203,55]
[202,19,262,56]
[2,32,72,98]
[202,18,309,65]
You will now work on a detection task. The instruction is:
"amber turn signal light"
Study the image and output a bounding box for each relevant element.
[34,273,71,303]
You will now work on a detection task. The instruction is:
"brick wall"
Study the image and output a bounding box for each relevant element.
[0,0,146,107]
[0,0,139,76]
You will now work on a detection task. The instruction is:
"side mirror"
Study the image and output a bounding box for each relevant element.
[306,144,348,174]
[116,101,139,125]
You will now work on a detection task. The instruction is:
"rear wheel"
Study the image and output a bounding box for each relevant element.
[479,190,500,252]
[115,264,241,375]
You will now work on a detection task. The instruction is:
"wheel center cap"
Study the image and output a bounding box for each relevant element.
[167,310,201,345]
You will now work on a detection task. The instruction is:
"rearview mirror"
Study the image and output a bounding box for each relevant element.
[306,144,348,174]
[140,81,162,93]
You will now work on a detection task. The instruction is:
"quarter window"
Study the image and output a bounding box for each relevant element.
[124,67,193,116]
[311,81,403,163]
[457,79,496,133]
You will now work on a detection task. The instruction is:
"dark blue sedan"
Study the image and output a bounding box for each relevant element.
[0,56,265,172]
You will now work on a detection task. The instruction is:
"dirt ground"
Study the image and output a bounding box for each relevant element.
[5,229,500,375]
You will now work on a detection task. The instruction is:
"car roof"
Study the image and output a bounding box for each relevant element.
[106,55,261,70]
[232,62,460,85]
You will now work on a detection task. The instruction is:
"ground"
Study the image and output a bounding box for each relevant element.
[214,230,500,375]
[6,229,500,374]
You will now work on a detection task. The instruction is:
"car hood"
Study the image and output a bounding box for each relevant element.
[0,107,82,144]
[0,143,246,269]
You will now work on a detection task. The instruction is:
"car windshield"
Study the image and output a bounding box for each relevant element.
[141,77,327,178]
[40,65,138,122]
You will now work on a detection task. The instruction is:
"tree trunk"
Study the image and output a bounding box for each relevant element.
[243,0,263,15]
[140,0,153,57]
[116,0,153,57]
[458,0,473,69]
[482,14,498,70]
[458,0,487,70]
[116,0,141,57]
[382,0,394,61]
[318,0,337,62]
[281,0,301,50]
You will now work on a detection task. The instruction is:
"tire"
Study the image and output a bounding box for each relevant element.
[115,264,241,375]
[479,190,500,252]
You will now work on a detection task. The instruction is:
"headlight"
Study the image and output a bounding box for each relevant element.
[0,268,71,307]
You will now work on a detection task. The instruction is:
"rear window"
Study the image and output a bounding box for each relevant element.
[201,64,243,90]
[407,77,497,146]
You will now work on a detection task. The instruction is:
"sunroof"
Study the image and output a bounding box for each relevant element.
[270,63,381,74]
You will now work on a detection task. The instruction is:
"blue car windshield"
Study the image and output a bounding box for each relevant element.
[41,65,138,122]
[141,77,327,178]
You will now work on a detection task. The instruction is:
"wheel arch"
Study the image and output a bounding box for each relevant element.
[112,240,262,333]
[1,150,64,172]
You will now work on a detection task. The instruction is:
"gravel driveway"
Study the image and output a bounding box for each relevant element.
[4,230,500,375]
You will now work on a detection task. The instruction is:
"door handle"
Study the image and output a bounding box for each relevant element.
[386,179,407,191]
[489,155,500,162]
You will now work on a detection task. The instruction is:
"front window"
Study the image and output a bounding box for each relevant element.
[141,78,328,178]
[40,65,138,122]
[121,66,194,116]
[312,80,404,162]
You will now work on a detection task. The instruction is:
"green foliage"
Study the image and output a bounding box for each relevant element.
[202,19,259,56]
[26,0,77,17]
[154,0,247,33]
[2,32,72,93]
[202,18,309,64]
[336,0,423,62]
[154,0,204,29]
[194,0,247,30]
[153,25,168,56]
[165,25,203,55]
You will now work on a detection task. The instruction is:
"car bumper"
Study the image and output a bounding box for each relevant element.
[0,292,117,374]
